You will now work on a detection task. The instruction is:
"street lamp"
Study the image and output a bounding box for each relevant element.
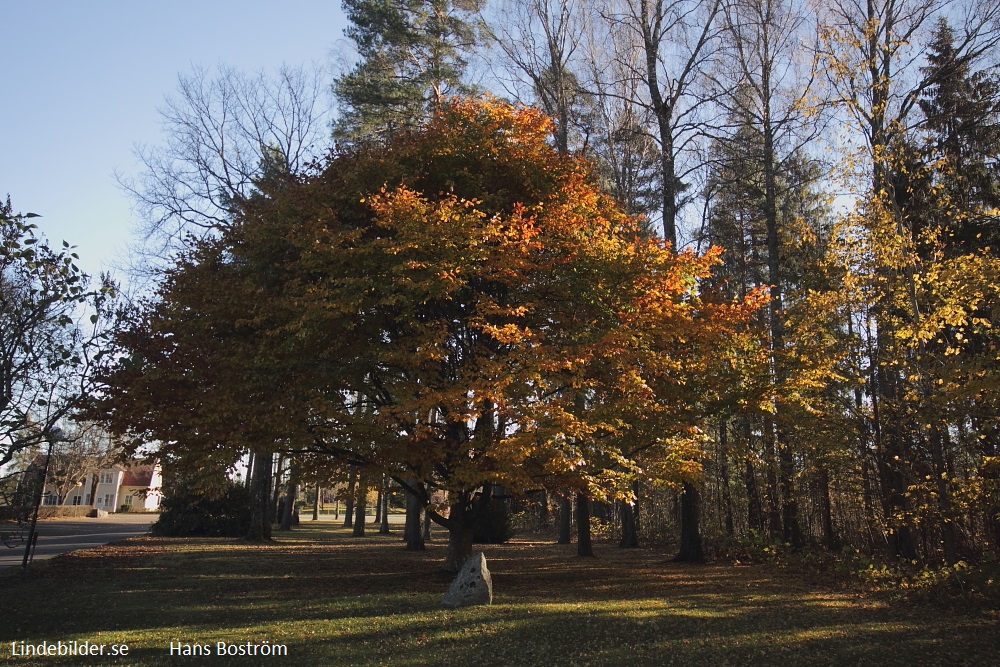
[22,427,63,568]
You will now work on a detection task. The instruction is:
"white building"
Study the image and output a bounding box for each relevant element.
[55,464,163,512]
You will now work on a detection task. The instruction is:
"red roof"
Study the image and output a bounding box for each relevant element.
[120,465,156,487]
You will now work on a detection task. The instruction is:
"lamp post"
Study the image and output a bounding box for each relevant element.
[22,427,62,569]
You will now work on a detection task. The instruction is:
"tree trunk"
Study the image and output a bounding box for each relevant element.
[619,499,638,548]
[745,454,763,535]
[576,492,594,557]
[557,494,571,544]
[379,476,390,535]
[312,484,320,521]
[674,482,704,562]
[538,488,550,529]
[441,494,475,573]
[343,466,356,528]
[778,439,802,548]
[930,425,959,564]
[743,417,764,535]
[270,454,285,523]
[278,464,298,531]
[762,418,782,538]
[245,451,273,542]
[718,420,735,538]
[818,466,837,550]
[403,481,425,551]
[244,451,254,489]
[873,358,919,562]
[353,471,367,537]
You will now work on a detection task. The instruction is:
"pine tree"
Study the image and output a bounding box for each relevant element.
[334,0,482,142]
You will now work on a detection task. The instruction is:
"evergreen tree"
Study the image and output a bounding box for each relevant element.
[918,18,1000,252]
[334,0,482,142]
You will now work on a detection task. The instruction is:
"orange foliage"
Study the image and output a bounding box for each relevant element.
[92,96,764,504]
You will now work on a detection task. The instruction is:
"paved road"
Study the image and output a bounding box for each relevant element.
[0,511,414,568]
[0,514,157,569]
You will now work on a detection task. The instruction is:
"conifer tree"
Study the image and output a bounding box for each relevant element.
[918,18,1000,252]
[334,0,483,142]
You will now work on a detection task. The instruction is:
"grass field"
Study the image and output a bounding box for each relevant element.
[2,522,997,666]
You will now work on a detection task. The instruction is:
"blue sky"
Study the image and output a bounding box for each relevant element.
[2,1,347,281]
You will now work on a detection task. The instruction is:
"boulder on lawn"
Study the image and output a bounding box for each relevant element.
[442,551,493,608]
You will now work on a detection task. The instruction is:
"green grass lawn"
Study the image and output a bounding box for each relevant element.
[2,522,997,666]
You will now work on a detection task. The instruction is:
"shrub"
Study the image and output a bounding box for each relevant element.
[473,498,515,544]
[151,482,251,537]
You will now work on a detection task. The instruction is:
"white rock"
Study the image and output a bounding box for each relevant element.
[442,551,493,608]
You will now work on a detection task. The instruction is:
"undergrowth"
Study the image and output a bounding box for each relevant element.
[711,532,1000,611]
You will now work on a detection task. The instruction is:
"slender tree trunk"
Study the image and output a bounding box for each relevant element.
[817,466,836,550]
[745,454,763,535]
[270,454,285,523]
[929,425,959,564]
[873,355,919,562]
[353,471,367,537]
[244,451,254,490]
[312,484,320,521]
[719,420,735,538]
[379,476,391,535]
[279,464,298,531]
[576,492,594,557]
[852,320,885,553]
[778,441,802,548]
[538,488,550,529]
[762,418,782,538]
[973,420,1000,550]
[632,480,641,537]
[245,451,273,542]
[343,466,356,528]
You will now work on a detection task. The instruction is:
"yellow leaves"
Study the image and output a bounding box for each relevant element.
[478,322,532,345]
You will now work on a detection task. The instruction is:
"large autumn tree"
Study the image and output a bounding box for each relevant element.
[93,97,758,570]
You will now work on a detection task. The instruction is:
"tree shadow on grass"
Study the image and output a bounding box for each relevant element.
[1,528,997,666]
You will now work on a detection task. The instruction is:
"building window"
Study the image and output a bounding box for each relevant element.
[100,472,114,484]
[104,494,114,506]
[72,496,81,506]
[123,494,133,507]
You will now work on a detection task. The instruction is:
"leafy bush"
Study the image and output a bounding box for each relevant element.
[151,482,251,537]
[473,499,515,544]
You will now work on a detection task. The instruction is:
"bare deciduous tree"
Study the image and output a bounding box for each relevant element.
[482,0,590,154]
[120,64,330,262]
[603,0,726,246]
